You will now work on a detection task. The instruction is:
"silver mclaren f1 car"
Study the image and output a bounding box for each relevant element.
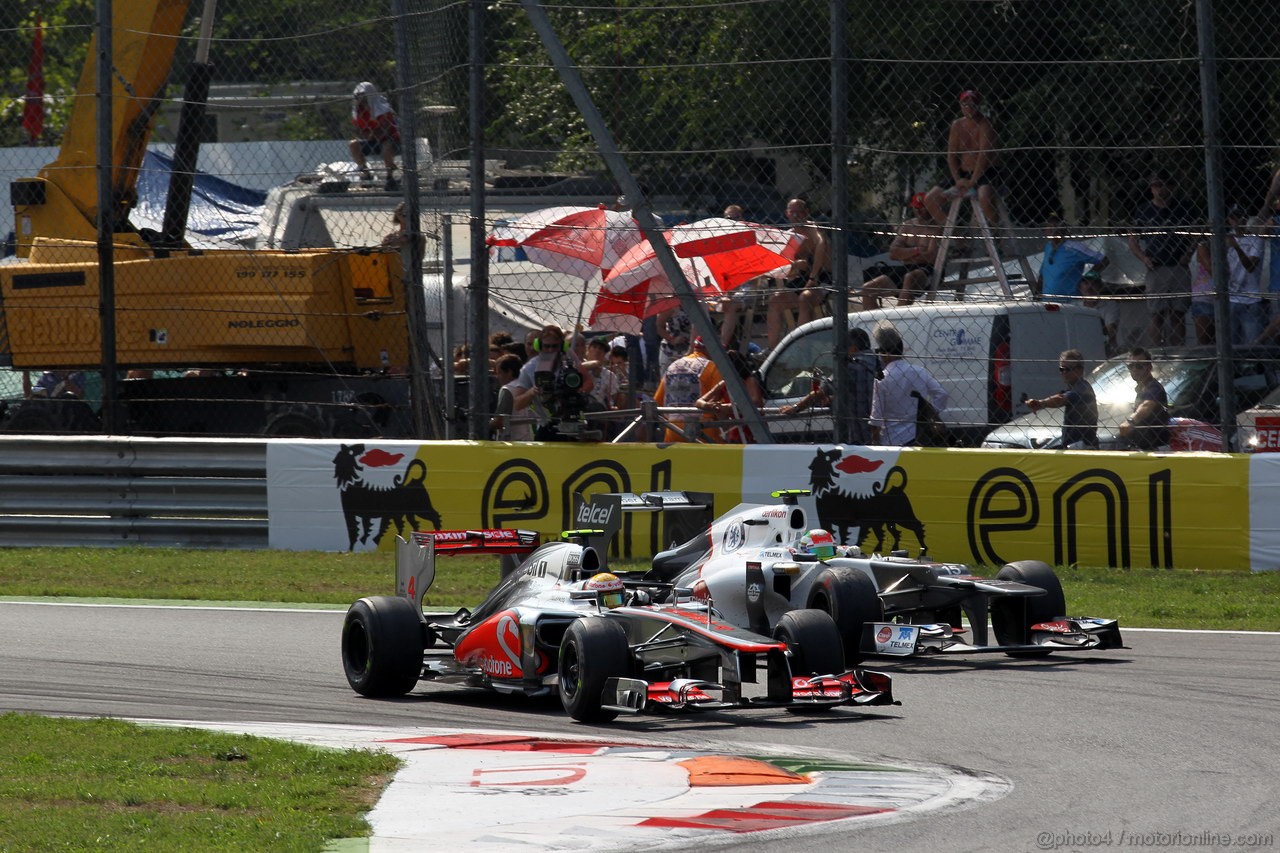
[340,527,897,722]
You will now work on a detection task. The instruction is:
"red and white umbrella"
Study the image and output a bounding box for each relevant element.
[588,258,727,335]
[602,217,803,294]
[589,217,803,333]
[486,205,646,280]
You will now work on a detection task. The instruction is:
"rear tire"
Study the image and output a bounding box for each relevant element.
[3,398,99,434]
[341,596,424,696]
[774,609,845,677]
[805,566,883,665]
[264,411,326,437]
[558,618,630,723]
[991,560,1066,657]
[1,402,55,432]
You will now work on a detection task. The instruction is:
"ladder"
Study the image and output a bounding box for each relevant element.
[927,193,1036,300]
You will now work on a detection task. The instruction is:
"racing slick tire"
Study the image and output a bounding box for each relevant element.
[558,618,631,723]
[805,566,883,665]
[991,560,1067,657]
[342,596,424,697]
[774,609,845,678]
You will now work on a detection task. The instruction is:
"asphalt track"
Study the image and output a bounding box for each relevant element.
[2,601,1278,853]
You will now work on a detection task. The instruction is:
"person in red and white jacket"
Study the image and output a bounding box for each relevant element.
[349,81,401,190]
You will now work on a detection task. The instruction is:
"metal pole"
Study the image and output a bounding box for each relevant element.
[96,0,117,434]
[519,0,772,443]
[467,0,490,440]
[442,213,456,438]
[830,0,850,444]
[392,0,440,438]
[159,0,216,249]
[1195,0,1234,451]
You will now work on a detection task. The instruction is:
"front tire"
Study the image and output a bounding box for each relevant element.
[774,609,845,677]
[805,566,883,665]
[342,596,424,696]
[991,560,1066,656]
[558,618,631,723]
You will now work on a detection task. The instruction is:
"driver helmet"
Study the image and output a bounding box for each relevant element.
[797,529,837,559]
[585,572,626,609]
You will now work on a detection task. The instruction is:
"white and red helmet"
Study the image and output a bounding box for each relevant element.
[797,529,837,559]
[585,572,626,609]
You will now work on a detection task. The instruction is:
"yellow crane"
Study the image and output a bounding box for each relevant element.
[1,1,414,436]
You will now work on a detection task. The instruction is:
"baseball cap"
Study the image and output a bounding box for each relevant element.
[1227,203,1247,217]
[909,192,927,210]
[690,335,707,351]
[959,89,981,104]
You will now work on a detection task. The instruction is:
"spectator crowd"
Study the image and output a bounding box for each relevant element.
[433,89,1280,450]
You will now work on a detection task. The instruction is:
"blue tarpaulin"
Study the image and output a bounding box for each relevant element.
[131,150,266,248]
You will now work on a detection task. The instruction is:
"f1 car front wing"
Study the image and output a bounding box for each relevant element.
[863,618,1125,657]
[600,668,897,715]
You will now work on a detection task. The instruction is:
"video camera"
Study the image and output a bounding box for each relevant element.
[534,359,588,424]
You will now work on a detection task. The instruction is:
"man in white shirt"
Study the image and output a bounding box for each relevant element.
[869,323,949,447]
[1226,205,1264,345]
[584,338,623,410]
[490,354,533,441]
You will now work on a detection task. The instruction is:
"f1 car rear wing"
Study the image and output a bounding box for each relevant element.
[397,529,539,610]
[410,528,540,554]
[571,491,712,572]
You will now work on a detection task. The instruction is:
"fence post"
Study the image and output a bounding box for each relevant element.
[442,213,456,439]
[393,0,439,439]
[830,0,850,444]
[467,0,490,440]
[1195,0,1235,451]
[95,0,118,434]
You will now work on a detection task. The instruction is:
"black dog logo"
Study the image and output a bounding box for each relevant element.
[334,444,443,550]
[808,448,927,555]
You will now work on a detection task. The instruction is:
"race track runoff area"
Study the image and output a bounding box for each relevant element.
[144,720,1010,851]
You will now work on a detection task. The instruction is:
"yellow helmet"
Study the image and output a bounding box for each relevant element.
[585,572,626,609]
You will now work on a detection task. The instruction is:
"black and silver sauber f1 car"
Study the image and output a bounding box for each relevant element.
[574,490,1124,664]
[340,528,897,723]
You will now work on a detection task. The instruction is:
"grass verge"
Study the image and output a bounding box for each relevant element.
[0,713,399,853]
[2,548,1277,850]
[0,547,1277,631]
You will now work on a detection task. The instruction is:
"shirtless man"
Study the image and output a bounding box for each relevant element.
[766,197,830,349]
[924,90,999,228]
[860,192,940,309]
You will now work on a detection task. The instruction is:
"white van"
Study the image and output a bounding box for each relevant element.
[760,301,1107,445]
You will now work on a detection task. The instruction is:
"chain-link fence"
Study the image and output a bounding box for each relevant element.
[0,0,1277,447]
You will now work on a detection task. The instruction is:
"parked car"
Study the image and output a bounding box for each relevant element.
[981,345,1280,451]
[1236,385,1280,452]
[759,301,1106,446]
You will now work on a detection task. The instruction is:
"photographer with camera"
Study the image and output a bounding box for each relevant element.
[512,324,594,441]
